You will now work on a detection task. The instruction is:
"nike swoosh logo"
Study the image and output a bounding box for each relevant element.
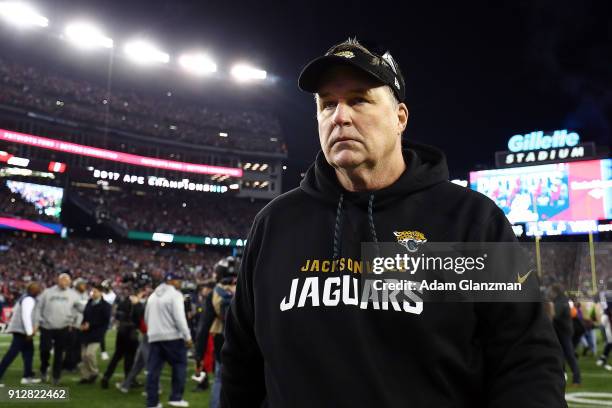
[517,269,534,285]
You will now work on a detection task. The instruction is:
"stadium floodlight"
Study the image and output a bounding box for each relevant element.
[0,2,48,28]
[231,63,267,82]
[124,40,169,64]
[179,53,216,76]
[65,22,113,49]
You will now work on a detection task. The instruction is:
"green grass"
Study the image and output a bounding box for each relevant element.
[566,354,612,407]
[1,330,611,407]
[0,330,211,407]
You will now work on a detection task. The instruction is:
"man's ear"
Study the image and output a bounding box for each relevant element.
[397,103,409,134]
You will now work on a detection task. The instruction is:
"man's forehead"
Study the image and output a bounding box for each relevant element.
[317,86,375,98]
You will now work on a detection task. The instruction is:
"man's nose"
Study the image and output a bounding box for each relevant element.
[332,102,351,127]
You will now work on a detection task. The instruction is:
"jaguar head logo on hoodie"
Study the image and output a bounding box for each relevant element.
[394,230,427,252]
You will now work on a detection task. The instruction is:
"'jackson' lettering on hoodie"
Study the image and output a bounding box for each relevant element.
[221,142,566,408]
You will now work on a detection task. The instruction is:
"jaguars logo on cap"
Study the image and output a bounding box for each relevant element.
[334,50,355,59]
[394,230,427,252]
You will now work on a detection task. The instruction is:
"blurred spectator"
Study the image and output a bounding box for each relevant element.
[100,287,140,389]
[33,273,83,385]
[145,273,192,408]
[0,282,42,386]
[64,278,90,372]
[551,283,581,386]
[78,284,111,384]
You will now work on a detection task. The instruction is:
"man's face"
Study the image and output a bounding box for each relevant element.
[91,288,101,300]
[316,66,407,171]
[29,283,42,297]
[168,279,182,290]
[58,274,71,289]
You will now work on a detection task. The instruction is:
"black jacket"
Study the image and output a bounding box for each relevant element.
[114,297,140,336]
[221,143,565,408]
[552,293,573,337]
[81,298,111,344]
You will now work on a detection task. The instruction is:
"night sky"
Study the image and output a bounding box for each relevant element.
[15,0,612,190]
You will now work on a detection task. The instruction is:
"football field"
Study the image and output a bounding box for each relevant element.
[0,330,211,408]
[0,331,611,407]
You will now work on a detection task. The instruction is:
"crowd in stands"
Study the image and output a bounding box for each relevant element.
[77,188,265,237]
[0,58,286,154]
[522,243,612,296]
[0,233,226,308]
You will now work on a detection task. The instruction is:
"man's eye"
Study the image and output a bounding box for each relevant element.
[322,101,337,110]
[351,98,367,105]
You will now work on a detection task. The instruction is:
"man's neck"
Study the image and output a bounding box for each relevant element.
[334,152,406,192]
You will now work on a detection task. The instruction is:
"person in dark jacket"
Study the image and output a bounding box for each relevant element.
[220,38,566,407]
[551,284,581,386]
[100,288,140,388]
[116,287,150,392]
[79,284,111,384]
[194,259,237,408]
[192,281,215,392]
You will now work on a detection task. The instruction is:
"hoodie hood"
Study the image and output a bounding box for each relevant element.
[299,141,449,209]
[154,283,172,297]
[299,141,449,259]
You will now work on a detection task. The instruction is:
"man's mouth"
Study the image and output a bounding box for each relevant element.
[332,136,359,146]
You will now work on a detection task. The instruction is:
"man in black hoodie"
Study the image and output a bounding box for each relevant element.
[221,39,566,407]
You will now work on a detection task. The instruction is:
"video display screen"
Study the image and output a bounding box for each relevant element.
[470,159,612,224]
[6,180,64,220]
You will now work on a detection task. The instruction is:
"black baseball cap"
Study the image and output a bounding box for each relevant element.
[298,38,405,102]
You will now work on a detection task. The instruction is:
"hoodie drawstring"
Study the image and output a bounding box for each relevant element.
[368,194,378,244]
[332,194,344,260]
[332,193,379,260]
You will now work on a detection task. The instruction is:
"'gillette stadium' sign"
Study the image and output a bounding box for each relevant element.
[495,129,595,167]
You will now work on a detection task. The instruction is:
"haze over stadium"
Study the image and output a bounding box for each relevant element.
[0,1,610,407]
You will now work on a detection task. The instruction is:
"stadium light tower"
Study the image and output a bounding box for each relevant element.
[179,52,217,76]
[65,22,113,49]
[0,1,48,28]
[124,40,169,64]
[231,63,267,82]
